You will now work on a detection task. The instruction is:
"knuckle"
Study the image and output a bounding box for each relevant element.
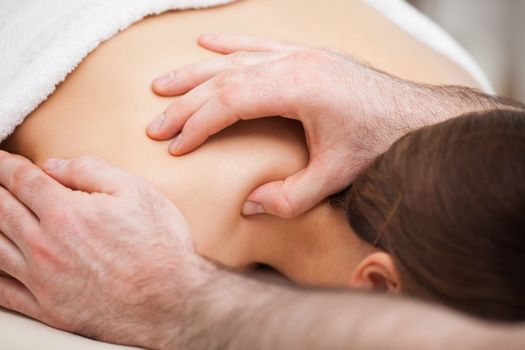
[217,84,240,110]
[30,240,53,261]
[70,155,101,173]
[42,213,69,233]
[212,69,236,87]
[270,195,300,219]
[43,203,72,227]
[227,51,251,66]
[10,164,44,194]
[0,191,13,216]
[121,174,156,200]
[0,205,26,233]
[28,241,69,278]
[290,49,331,65]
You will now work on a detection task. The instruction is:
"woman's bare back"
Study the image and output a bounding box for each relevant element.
[1,0,481,286]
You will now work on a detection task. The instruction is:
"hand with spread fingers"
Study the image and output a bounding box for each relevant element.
[0,151,211,349]
[147,34,438,219]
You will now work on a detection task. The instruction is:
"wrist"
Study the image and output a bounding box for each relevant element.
[377,75,522,143]
[354,62,523,157]
[166,269,289,350]
[148,255,221,350]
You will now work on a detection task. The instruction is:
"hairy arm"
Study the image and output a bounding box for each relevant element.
[373,75,525,154]
[170,270,523,350]
[0,152,522,350]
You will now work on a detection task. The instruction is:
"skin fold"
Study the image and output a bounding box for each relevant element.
[1,0,481,287]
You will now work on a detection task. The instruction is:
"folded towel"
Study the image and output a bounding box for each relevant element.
[0,0,492,143]
[0,0,235,142]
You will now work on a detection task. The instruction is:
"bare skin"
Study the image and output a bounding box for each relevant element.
[0,153,523,350]
[0,0,482,287]
[0,1,522,348]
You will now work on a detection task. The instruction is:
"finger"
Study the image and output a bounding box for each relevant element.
[170,77,299,155]
[152,51,288,96]
[151,62,286,142]
[198,34,307,54]
[43,155,135,195]
[0,185,38,260]
[0,233,26,280]
[241,160,347,219]
[148,77,224,140]
[0,276,39,318]
[0,151,65,217]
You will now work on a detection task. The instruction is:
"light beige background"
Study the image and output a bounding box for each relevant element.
[409,0,525,102]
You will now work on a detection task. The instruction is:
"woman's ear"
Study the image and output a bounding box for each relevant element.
[349,252,401,293]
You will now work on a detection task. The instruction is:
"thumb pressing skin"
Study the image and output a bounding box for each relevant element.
[42,156,129,194]
[242,167,327,219]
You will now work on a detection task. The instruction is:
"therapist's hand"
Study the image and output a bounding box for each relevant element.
[148,35,508,219]
[0,151,211,349]
[147,35,417,218]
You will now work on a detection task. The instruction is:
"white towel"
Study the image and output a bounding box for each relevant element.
[0,0,235,142]
[0,0,492,143]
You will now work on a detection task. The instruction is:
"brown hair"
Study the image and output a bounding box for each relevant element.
[333,109,525,321]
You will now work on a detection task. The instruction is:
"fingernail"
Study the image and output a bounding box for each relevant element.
[154,71,175,88]
[43,158,66,171]
[169,134,182,154]
[148,112,165,133]
[242,201,266,216]
[200,34,217,41]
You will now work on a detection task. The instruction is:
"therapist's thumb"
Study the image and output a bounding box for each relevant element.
[42,155,133,194]
[242,164,340,219]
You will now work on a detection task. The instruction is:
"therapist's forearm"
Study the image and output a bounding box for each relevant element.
[362,69,525,156]
[164,270,524,350]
